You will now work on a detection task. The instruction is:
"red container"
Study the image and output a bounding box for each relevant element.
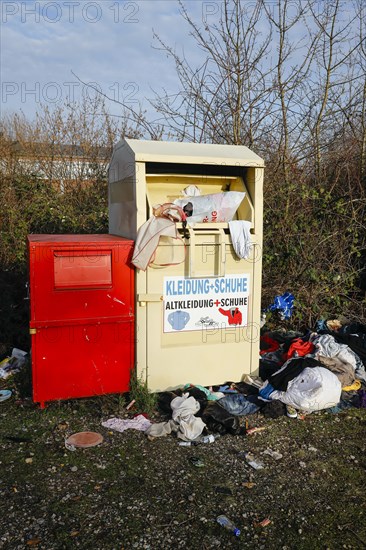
[28,235,134,407]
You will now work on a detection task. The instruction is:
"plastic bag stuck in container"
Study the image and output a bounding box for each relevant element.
[174,191,245,224]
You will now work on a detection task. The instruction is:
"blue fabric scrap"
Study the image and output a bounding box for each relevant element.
[258,383,275,401]
[218,385,238,394]
[218,394,259,416]
[266,292,294,320]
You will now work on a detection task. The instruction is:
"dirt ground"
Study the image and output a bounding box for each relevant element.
[0,389,365,550]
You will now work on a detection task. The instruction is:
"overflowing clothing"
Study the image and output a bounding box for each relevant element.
[268,357,322,391]
[317,355,355,387]
[312,333,366,382]
[228,220,252,260]
[146,394,206,441]
[259,323,366,413]
[132,216,178,271]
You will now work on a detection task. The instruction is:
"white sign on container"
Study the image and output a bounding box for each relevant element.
[163,274,250,333]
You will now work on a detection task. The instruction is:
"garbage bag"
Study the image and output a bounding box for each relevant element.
[270,367,342,412]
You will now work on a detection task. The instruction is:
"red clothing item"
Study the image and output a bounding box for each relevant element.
[284,338,315,361]
[260,334,281,355]
[219,307,242,325]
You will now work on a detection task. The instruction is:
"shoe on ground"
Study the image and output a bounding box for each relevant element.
[242,374,262,388]
[286,405,298,418]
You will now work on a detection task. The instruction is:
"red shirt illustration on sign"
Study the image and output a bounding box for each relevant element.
[219,307,242,325]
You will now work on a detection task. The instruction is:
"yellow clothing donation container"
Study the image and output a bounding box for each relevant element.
[108,138,264,392]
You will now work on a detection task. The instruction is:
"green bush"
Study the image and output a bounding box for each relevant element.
[0,171,109,350]
[262,155,366,327]
[0,173,108,268]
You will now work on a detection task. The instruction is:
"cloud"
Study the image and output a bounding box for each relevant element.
[1,0,208,119]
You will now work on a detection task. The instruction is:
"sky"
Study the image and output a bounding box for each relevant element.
[0,0,209,121]
[1,0,363,130]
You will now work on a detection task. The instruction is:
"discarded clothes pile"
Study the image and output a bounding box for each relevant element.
[149,320,366,439]
[149,385,255,439]
[258,320,366,414]
[146,393,206,441]
[104,320,366,444]
[259,359,342,412]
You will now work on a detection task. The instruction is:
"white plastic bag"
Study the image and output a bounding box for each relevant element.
[174,191,245,224]
[270,367,341,412]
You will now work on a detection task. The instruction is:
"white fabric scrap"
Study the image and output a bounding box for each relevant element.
[171,394,206,440]
[102,415,152,433]
[146,393,206,441]
[228,220,252,259]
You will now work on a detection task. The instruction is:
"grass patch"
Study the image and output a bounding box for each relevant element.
[129,370,157,416]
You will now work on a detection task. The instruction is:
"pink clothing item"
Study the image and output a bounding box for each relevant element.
[102,415,152,433]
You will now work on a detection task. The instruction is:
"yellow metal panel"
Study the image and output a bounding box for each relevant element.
[135,162,147,236]
[108,138,264,389]
[136,240,260,391]
[124,138,265,167]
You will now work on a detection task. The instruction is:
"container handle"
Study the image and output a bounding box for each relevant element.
[187,227,226,278]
